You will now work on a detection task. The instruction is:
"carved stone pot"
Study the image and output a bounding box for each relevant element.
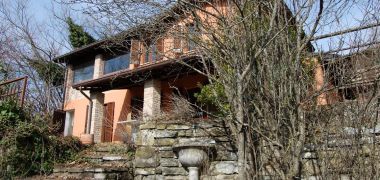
[173,138,216,180]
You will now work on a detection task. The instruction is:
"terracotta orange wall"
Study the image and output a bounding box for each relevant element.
[64,98,89,137]
[168,74,208,89]
[103,90,131,142]
[313,58,328,105]
[161,74,208,111]
[312,57,342,105]
[64,89,133,142]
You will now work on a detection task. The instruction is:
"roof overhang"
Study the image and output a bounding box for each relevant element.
[54,40,107,64]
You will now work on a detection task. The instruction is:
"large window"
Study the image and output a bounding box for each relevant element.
[73,62,94,83]
[187,24,196,51]
[104,53,130,74]
[144,39,164,63]
[145,44,157,63]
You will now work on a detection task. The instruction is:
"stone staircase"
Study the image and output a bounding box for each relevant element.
[46,143,134,180]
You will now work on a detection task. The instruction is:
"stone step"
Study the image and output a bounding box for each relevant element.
[51,167,133,180]
[83,150,132,158]
[53,167,131,173]
[50,172,130,180]
[45,143,134,180]
[92,143,133,153]
[83,154,131,161]
[53,158,132,171]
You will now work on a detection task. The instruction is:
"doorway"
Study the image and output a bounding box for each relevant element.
[102,102,115,142]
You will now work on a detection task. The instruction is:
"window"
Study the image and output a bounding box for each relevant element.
[172,24,197,54]
[73,62,94,83]
[104,53,130,74]
[64,110,74,136]
[188,24,196,51]
[173,25,183,53]
[145,44,157,63]
[144,39,164,63]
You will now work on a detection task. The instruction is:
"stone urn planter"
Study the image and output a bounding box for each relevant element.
[173,138,216,180]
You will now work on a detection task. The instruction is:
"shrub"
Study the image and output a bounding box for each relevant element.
[0,100,84,178]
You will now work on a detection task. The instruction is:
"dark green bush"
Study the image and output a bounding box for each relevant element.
[0,100,84,178]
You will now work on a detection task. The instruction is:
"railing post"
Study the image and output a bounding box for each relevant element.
[20,76,28,108]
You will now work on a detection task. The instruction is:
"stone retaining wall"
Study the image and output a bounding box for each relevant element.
[134,119,239,180]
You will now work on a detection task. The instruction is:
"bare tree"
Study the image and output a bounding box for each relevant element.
[59,0,380,179]
[0,0,68,115]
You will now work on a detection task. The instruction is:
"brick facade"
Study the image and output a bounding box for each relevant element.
[91,91,105,143]
[93,54,104,79]
[91,54,106,142]
[64,64,73,104]
[143,79,161,120]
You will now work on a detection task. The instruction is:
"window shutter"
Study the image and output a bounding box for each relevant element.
[143,42,150,63]
[130,40,140,64]
[183,26,190,52]
[173,25,182,50]
[173,37,181,50]
[156,38,164,60]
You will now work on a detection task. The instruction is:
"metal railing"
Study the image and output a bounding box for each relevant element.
[0,76,28,107]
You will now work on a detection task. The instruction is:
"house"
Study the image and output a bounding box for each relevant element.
[54,0,377,146]
[54,2,220,144]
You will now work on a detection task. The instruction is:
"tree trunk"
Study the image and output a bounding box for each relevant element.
[236,81,247,179]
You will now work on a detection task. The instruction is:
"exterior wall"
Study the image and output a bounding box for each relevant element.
[161,74,208,112]
[63,63,91,138]
[308,57,344,106]
[64,98,89,137]
[64,90,133,142]
[104,90,132,142]
[313,57,328,105]
[166,73,207,90]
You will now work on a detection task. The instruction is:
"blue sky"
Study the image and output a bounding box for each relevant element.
[30,0,55,22]
[311,3,377,54]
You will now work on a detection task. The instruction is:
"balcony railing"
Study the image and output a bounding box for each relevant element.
[0,76,28,107]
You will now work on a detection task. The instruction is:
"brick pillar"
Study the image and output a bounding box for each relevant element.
[90,91,105,143]
[64,64,74,103]
[313,57,327,105]
[143,79,161,120]
[93,54,104,79]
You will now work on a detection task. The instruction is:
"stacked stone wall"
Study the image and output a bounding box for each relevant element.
[134,120,239,180]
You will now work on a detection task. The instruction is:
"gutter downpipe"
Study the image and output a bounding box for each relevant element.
[79,88,93,134]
